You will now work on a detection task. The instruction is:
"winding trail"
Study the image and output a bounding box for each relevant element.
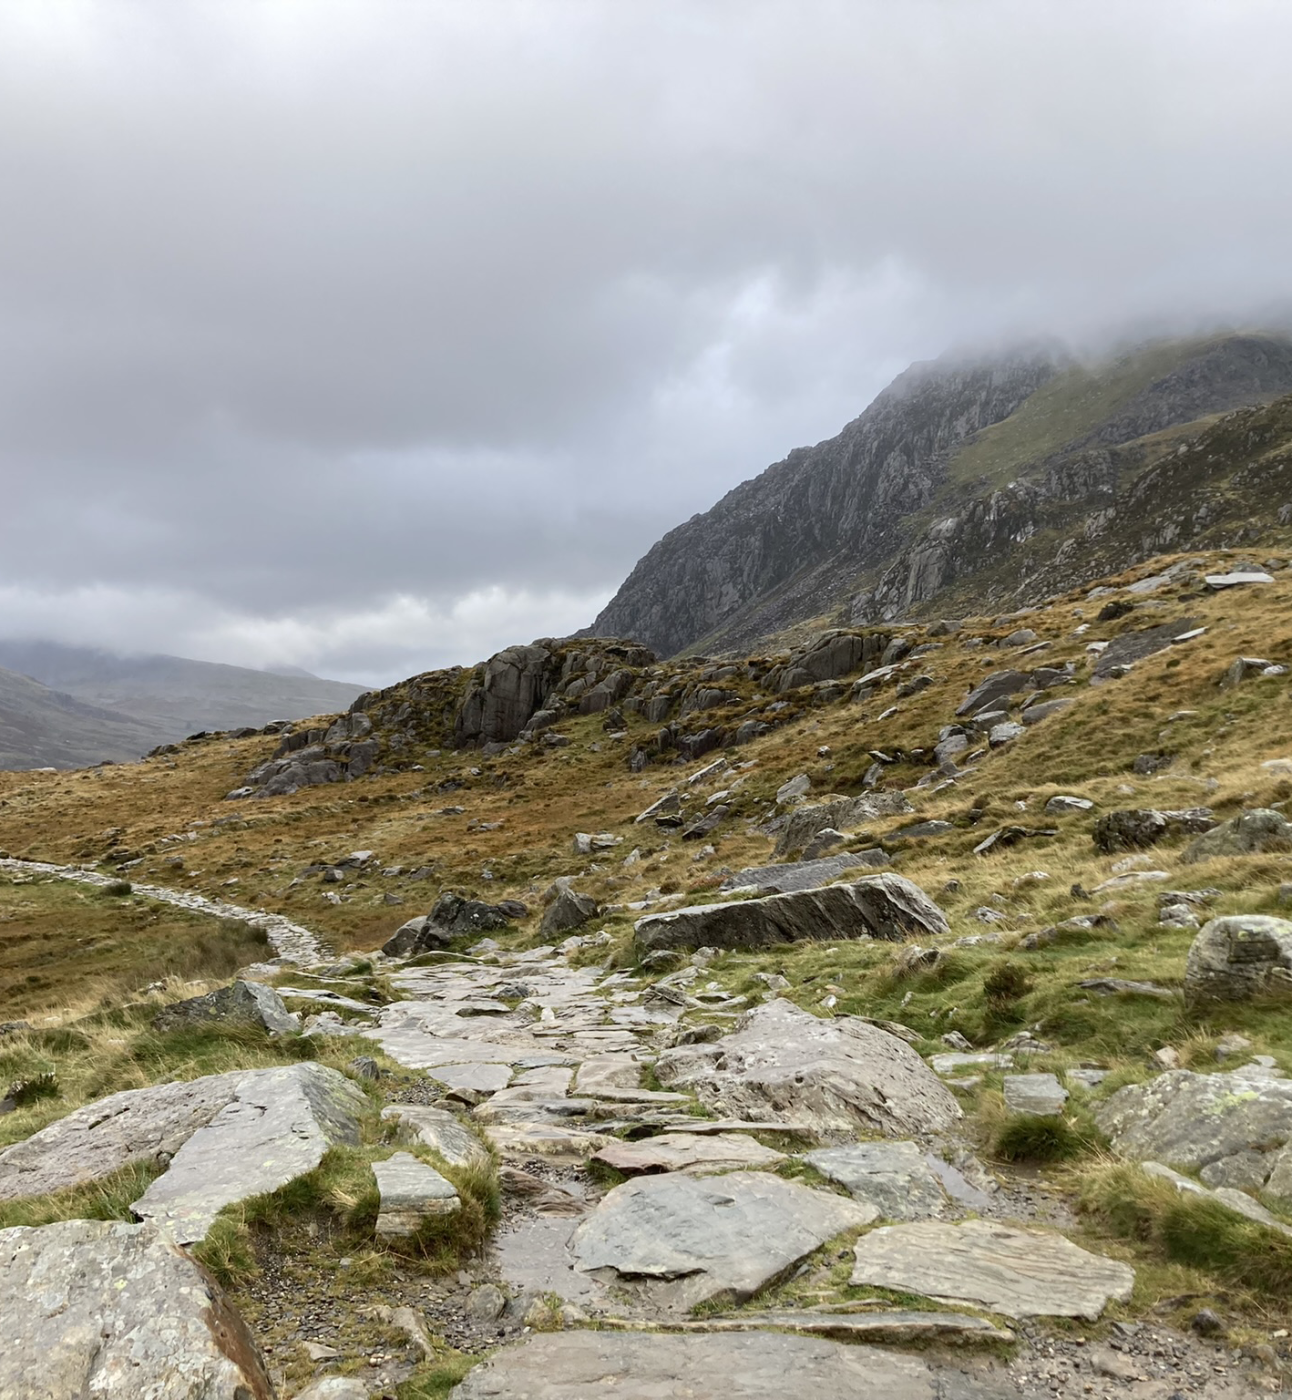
[0,857,325,963]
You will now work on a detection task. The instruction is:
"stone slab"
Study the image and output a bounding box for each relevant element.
[1002,1073,1069,1117]
[381,1104,491,1168]
[720,851,889,895]
[850,1219,1134,1320]
[429,1063,515,1094]
[131,1063,367,1244]
[570,1169,874,1312]
[374,1151,460,1235]
[656,999,960,1140]
[591,1132,786,1176]
[448,1329,1017,1399]
[803,1141,953,1219]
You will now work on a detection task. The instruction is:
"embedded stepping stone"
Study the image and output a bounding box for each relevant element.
[849,1219,1134,1319]
[663,1309,1014,1345]
[374,1152,460,1235]
[591,1132,786,1176]
[570,1170,874,1312]
[1002,1073,1068,1117]
[428,1063,514,1094]
[574,1054,644,1094]
[803,1141,953,1220]
[450,1329,1020,1399]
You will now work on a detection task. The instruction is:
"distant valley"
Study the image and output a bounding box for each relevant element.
[0,641,365,770]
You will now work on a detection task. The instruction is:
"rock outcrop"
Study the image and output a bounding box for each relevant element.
[654,998,960,1139]
[634,873,947,956]
[0,1064,368,1244]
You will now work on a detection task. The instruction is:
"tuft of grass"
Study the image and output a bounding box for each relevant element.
[397,1353,478,1399]
[0,1160,163,1230]
[993,1113,1094,1164]
[1076,1160,1292,1299]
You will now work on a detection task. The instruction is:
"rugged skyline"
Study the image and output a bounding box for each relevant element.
[4,2,1292,684]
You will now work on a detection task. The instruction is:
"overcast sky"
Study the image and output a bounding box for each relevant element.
[3,1,1292,686]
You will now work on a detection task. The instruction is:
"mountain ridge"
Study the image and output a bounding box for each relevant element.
[586,330,1292,657]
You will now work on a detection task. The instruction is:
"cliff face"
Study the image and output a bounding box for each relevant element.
[586,332,1292,656]
[585,347,1070,657]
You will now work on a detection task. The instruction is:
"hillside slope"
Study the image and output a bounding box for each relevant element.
[587,331,1292,656]
[0,641,365,752]
[0,665,166,770]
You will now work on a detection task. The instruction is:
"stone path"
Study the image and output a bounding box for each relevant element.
[0,856,325,962]
[0,884,1267,1397]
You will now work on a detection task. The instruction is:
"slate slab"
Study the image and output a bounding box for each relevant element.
[591,1131,786,1176]
[449,1329,1017,1400]
[570,1170,874,1311]
[374,1152,460,1235]
[130,1063,367,1243]
[850,1219,1134,1319]
[382,1104,491,1168]
[1002,1073,1069,1117]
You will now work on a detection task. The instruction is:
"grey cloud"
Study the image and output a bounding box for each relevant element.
[2,1,1292,685]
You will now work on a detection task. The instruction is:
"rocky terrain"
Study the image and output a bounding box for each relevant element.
[2,543,1292,1397]
[586,331,1292,657]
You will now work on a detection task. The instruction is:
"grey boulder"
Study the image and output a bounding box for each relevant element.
[0,1219,273,1399]
[540,885,600,939]
[634,873,947,957]
[1183,808,1292,863]
[570,1170,873,1311]
[153,979,299,1035]
[654,998,961,1139]
[1184,915,1292,1005]
[773,791,912,859]
[1094,1063,1292,1197]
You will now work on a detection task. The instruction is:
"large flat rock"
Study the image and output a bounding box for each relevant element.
[0,1072,246,1201]
[655,999,960,1139]
[449,1329,1016,1399]
[634,873,947,956]
[131,1063,368,1243]
[850,1219,1134,1320]
[1093,1063,1292,1194]
[0,1219,273,1399]
[803,1141,954,1220]
[570,1169,874,1312]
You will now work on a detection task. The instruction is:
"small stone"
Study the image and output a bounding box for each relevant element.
[465,1283,507,1322]
[1003,1073,1069,1117]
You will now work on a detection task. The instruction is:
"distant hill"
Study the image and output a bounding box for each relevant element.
[586,331,1292,656]
[0,642,366,769]
[0,665,166,770]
